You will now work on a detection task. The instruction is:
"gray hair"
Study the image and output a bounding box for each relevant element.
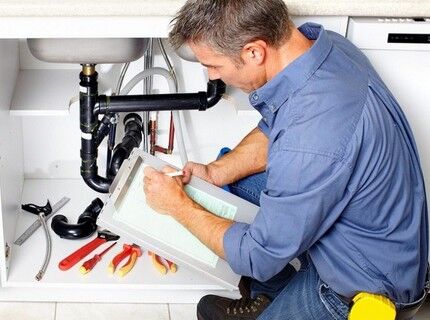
[169,0,293,61]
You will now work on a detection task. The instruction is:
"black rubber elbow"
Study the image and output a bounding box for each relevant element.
[206,79,226,109]
[51,198,103,239]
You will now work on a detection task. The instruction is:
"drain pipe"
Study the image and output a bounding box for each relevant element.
[80,64,113,193]
[107,113,143,178]
[96,79,226,114]
[80,64,226,193]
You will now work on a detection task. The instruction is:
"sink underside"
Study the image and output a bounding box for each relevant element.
[27,38,149,64]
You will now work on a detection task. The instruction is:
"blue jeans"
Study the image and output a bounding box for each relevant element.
[229,172,350,320]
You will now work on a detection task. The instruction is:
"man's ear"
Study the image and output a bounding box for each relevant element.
[241,40,267,65]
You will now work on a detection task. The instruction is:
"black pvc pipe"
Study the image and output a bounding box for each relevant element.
[80,73,225,194]
[206,79,226,107]
[107,113,143,179]
[80,71,113,193]
[95,79,226,115]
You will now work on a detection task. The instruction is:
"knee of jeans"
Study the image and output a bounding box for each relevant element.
[229,183,260,205]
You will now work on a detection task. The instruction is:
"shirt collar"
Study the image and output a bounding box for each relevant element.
[249,23,333,113]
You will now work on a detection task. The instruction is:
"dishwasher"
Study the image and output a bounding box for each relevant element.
[348,17,430,223]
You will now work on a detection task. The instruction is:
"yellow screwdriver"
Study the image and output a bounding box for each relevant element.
[80,242,117,274]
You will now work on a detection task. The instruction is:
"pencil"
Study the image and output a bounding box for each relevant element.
[165,170,185,177]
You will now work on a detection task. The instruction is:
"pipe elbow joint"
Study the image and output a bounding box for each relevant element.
[206,79,226,109]
[82,175,112,194]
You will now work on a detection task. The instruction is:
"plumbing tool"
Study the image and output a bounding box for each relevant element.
[79,241,117,274]
[149,251,177,274]
[108,243,142,277]
[14,199,56,281]
[58,229,119,271]
[14,197,70,246]
[165,257,177,273]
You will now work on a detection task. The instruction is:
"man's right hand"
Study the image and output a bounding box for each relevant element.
[182,161,220,186]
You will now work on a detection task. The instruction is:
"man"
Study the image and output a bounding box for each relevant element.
[143,0,429,319]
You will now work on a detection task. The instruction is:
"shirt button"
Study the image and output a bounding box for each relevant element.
[252,94,259,101]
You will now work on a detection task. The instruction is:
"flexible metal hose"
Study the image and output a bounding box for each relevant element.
[115,62,131,95]
[35,212,52,281]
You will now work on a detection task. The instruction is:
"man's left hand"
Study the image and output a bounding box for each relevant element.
[143,166,191,216]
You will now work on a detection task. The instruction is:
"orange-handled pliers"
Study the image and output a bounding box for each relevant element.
[108,244,142,277]
[149,251,177,274]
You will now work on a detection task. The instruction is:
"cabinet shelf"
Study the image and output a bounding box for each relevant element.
[5,178,233,302]
[10,69,77,116]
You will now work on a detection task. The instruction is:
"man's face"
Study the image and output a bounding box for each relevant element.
[188,42,262,93]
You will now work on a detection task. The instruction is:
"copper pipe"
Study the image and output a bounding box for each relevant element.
[167,112,175,153]
[154,145,169,154]
[149,120,157,156]
[154,112,175,155]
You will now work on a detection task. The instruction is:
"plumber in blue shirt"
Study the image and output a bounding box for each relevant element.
[143,0,429,319]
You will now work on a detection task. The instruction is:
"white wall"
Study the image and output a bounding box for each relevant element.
[20,16,347,180]
[20,40,260,179]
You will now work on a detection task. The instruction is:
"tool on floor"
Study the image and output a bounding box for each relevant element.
[14,197,70,246]
[80,241,117,274]
[149,251,177,274]
[14,199,54,281]
[35,209,52,281]
[165,258,177,273]
[58,229,119,271]
[109,243,142,277]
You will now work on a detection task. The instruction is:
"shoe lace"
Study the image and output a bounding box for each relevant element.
[226,296,266,315]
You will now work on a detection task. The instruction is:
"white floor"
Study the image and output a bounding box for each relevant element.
[0,303,196,320]
[0,301,428,319]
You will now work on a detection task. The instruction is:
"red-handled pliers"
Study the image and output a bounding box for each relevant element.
[108,244,142,277]
[149,251,177,274]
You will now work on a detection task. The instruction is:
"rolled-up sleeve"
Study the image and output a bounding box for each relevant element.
[224,149,355,281]
[257,119,270,137]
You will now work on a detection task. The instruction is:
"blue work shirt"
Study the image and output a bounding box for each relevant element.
[224,23,428,303]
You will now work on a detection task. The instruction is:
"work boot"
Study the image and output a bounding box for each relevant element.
[197,294,271,320]
[238,276,252,299]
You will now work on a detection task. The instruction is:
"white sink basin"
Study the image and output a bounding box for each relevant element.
[27,38,148,64]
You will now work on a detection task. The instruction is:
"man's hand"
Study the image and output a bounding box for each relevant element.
[144,166,233,260]
[182,161,220,186]
[143,166,192,216]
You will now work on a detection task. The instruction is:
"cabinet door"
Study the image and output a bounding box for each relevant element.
[0,39,24,284]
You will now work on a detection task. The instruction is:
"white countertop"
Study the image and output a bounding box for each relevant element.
[0,0,428,18]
